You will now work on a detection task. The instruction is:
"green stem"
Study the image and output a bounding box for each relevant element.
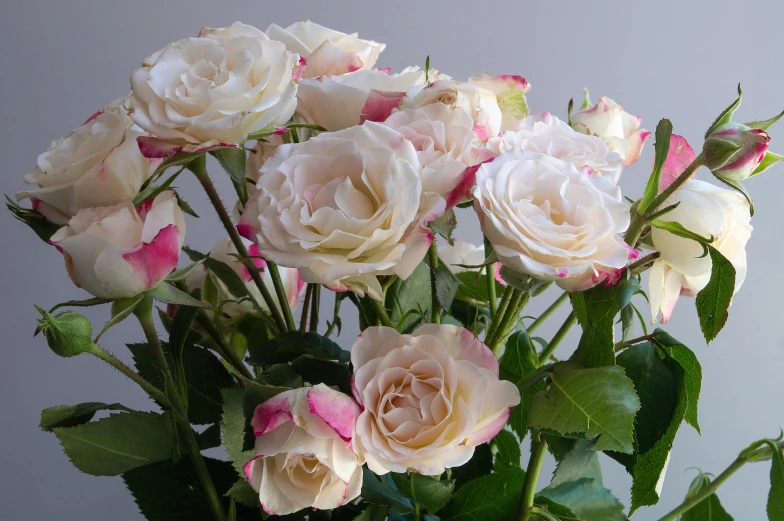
[194,310,254,381]
[410,474,421,521]
[300,283,313,332]
[428,242,441,324]
[527,293,568,334]
[309,284,320,332]
[487,289,526,354]
[484,238,498,318]
[516,432,548,521]
[486,285,514,341]
[267,261,297,331]
[371,299,395,328]
[134,299,227,521]
[86,344,169,405]
[190,158,288,333]
[537,312,576,367]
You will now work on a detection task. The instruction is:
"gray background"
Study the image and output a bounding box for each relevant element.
[1,0,782,519]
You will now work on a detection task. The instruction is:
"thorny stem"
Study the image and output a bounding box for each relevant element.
[428,242,441,324]
[309,284,321,332]
[300,283,313,332]
[516,432,548,521]
[87,343,169,404]
[484,237,498,318]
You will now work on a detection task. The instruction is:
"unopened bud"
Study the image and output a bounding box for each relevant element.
[704,122,770,181]
[35,306,93,358]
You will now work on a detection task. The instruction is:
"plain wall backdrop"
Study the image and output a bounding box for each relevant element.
[2,1,783,519]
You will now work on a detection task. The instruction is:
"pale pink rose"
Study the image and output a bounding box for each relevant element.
[17,100,157,221]
[185,237,304,319]
[486,112,624,183]
[239,122,445,300]
[473,150,631,291]
[571,96,650,166]
[128,22,298,146]
[296,67,427,131]
[266,21,385,78]
[649,180,751,324]
[351,324,520,475]
[245,384,362,516]
[469,73,531,131]
[50,191,185,299]
[704,122,770,181]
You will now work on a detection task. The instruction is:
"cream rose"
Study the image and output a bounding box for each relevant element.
[469,73,531,132]
[245,384,362,515]
[351,324,520,475]
[127,22,298,146]
[571,96,650,166]
[185,237,303,320]
[473,150,632,291]
[246,133,286,185]
[50,192,185,299]
[439,241,486,274]
[266,20,385,78]
[485,112,625,184]
[649,179,752,323]
[17,100,157,224]
[401,79,502,142]
[296,67,426,131]
[239,121,445,300]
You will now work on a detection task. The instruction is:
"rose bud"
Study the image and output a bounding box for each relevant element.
[35,307,93,358]
[50,191,186,299]
[571,95,650,166]
[704,122,771,181]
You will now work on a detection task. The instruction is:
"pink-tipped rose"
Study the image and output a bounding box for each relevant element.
[704,122,770,181]
[245,384,362,516]
[571,96,650,166]
[50,191,185,299]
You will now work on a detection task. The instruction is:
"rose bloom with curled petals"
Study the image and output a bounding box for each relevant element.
[245,384,363,516]
[484,112,625,184]
[351,324,520,475]
[50,191,185,299]
[473,150,633,291]
[17,99,158,225]
[127,22,299,146]
[266,20,385,78]
[239,121,456,300]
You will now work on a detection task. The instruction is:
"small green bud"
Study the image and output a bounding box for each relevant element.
[35,306,93,358]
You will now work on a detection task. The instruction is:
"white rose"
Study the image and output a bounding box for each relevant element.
[401,79,502,142]
[50,191,185,299]
[649,179,751,323]
[246,133,286,185]
[239,122,444,300]
[266,20,385,78]
[245,384,362,515]
[469,73,531,132]
[571,96,650,166]
[351,324,520,475]
[439,241,486,274]
[473,150,632,291]
[486,112,625,184]
[296,67,426,131]
[185,237,303,320]
[17,100,157,223]
[128,22,298,146]
[382,104,477,201]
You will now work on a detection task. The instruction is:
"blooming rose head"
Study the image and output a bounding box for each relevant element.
[239,121,447,300]
[649,179,751,323]
[703,122,770,181]
[17,100,157,224]
[469,73,531,132]
[296,67,426,131]
[245,384,362,515]
[473,150,632,291]
[485,112,625,183]
[50,191,185,299]
[402,79,502,142]
[185,237,303,320]
[351,324,520,475]
[266,20,385,78]
[571,96,650,166]
[127,22,298,146]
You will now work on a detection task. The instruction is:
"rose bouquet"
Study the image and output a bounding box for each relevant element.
[9,19,784,521]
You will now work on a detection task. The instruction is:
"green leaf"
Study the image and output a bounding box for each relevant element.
[767,442,784,521]
[538,478,626,521]
[47,297,112,313]
[705,83,742,137]
[650,220,714,255]
[499,331,543,440]
[392,473,455,514]
[696,245,736,343]
[166,260,206,282]
[221,388,254,477]
[6,196,61,243]
[681,474,734,521]
[226,479,260,509]
[440,467,525,521]
[386,262,432,332]
[182,247,251,299]
[532,496,579,519]
[361,468,414,512]
[654,329,702,433]
[147,282,213,309]
[639,119,673,214]
[291,355,352,394]
[492,430,521,469]
[212,148,248,202]
[549,439,602,488]
[247,330,345,366]
[133,166,185,207]
[571,278,640,368]
[752,151,784,177]
[429,209,457,245]
[450,443,493,489]
[53,412,173,476]
[434,262,459,310]
[745,108,784,131]
[40,402,126,432]
[196,423,221,450]
[529,365,641,453]
[94,294,145,342]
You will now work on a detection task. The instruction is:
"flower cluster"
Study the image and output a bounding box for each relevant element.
[13,18,783,521]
